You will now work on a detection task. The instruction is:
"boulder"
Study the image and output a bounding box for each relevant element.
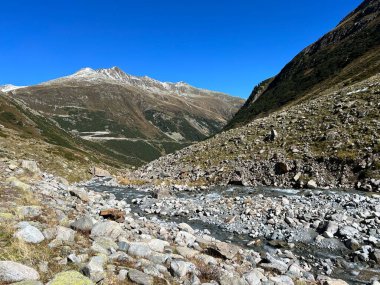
[307,180,318,189]
[128,269,154,285]
[14,225,45,244]
[6,177,30,191]
[127,242,152,258]
[206,242,239,260]
[0,261,40,282]
[21,160,40,173]
[56,226,75,243]
[47,270,93,285]
[174,231,196,247]
[71,216,94,233]
[91,221,124,240]
[82,256,106,283]
[68,187,89,202]
[147,239,169,253]
[170,260,196,278]
[275,162,289,175]
[99,208,125,223]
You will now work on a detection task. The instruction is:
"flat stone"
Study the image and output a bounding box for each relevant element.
[68,187,89,202]
[0,261,40,282]
[206,241,239,260]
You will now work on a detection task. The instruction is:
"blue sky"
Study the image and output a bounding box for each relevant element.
[0,0,362,98]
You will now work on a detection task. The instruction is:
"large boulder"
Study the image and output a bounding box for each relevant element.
[127,242,152,258]
[0,261,40,282]
[175,231,196,247]
[68,187,89,202]
[71,216,94,233]
[91,221,124,240]
[56,226,76,243]
[206,242,239,260]
[170,260,196,278]
[82,256,106,283]
[47,270,93,285]
[14,225,45,244]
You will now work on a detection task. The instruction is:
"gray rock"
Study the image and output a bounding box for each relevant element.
[14,225,45,244]
[21,160,40,173]
[128,242,152,258]
[207,242,239,260]
[307,180,318,189]
[91,221,124,240]
[270,275,294,285]
[128,269,154,285]
[71,215,94,232]
[243,269,265,285]
[170,260,196,278]
[16,206,42,218]
[0,261,40,282]
[175,231,196,246]
[147,239,169,253]
[56,226,75,243]
[82,256,106,283]
[338,225,359,237]
[370,249,380,264]
[69,187,89,202]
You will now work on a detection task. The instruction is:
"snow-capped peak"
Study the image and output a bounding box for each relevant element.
[0,84,26,92]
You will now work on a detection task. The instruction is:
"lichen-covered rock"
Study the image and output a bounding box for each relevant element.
[47,270,93,285]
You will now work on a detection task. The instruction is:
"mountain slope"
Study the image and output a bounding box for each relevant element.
[0,92,130,181]
[8,67,244,166]
[135,1,380,191]
[137,74,380,190]
[227,0,380,129]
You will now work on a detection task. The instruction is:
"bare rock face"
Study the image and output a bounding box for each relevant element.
[0,261,40,282]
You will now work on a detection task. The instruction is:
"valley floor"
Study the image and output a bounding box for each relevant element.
[0,158,379,285]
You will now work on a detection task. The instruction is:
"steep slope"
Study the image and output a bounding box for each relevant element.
[9,67,244,166]
[227,0,380,128]
[136,74,380,191]
[0,92,132,181]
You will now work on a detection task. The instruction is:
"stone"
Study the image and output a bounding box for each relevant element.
[128,269,154,285]
[178,222,195,234]
[82,256,106,283]
[92,237,118,253]
[14,225,45,244]
[11,281,43,285]
[71,216,94,233]
[47,270,93,285]
[6,177,30,191]
[0,261,40,282]
[128,242,152,258]
[56,226,75,243]
[170,260,196,278]
[89,167,111,177]
[147,239,170,253]
[307,180,317,189]
[21,160,40,173]
[99,208,125,223]
[345,238,360,250]
[91,221,124,240]
[68,187,89,202]
[338,225,359,237]
[207,242,239,260]
[370,249,380,264]
[243,269,265,285]
[16,206,42,218]
[175,231,196,246]
[270,275,294,285]
[176,246,199,258]
[322,278,349,285]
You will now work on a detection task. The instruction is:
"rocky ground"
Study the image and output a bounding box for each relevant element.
[0,157,379,285]
[135,75,380,191]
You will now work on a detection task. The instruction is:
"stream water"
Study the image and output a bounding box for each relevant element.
[86,182,380,284]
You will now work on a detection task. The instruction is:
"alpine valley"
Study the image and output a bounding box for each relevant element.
[0,1,380,285]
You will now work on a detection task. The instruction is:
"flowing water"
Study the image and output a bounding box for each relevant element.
[86,182,379,284]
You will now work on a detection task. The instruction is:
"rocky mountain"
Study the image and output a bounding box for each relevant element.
[227,0,380,129]
[7,67,244,166]
[0,84,25,92]
[136,0,380,191]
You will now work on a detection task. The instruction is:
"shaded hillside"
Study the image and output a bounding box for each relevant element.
[228,0,380,128]
[10,67,244,165]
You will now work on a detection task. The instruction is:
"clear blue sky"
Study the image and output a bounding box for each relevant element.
[0,0,362,98]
